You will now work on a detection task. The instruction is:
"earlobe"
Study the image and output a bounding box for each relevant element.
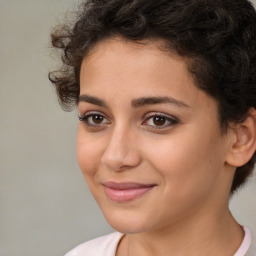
[225,108,256,167]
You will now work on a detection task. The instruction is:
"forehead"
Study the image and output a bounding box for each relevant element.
[80,37,192,91]
[79,36,218,114]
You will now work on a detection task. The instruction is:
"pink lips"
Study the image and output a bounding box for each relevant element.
[103,182,156,202]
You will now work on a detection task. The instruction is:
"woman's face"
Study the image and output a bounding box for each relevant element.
[77,37,233,234]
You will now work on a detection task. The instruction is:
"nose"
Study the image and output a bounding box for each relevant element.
[100,126,141,171]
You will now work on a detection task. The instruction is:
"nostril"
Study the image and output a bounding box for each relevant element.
[100,146,141,171]
[100,128,142,171]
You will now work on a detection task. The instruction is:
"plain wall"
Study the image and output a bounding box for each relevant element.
[0,1,255,255]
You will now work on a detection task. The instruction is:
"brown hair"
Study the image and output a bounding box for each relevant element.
[49,0,256,194]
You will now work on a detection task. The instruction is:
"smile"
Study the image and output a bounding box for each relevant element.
[103,182,156,202]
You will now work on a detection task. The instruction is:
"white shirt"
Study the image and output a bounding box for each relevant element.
[65,226,253,256]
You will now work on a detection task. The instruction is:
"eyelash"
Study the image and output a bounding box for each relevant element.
[78,112,178,130]
[78,112,110,128]
[143,113,178,130]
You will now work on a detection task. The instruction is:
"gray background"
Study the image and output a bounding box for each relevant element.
[0,1,255,255]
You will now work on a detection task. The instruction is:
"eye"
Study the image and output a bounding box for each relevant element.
[143,113,178,129]
[78,112,110,127]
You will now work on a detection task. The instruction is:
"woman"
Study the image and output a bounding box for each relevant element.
[49,0,256,255]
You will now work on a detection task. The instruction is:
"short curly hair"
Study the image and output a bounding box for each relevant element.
[49,0,256,194]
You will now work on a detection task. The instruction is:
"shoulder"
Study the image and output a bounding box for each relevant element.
[236,226,255,256]
[65,232,124,256]
[247,227,256,256]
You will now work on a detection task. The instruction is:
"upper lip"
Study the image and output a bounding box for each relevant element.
[103,182,157,190]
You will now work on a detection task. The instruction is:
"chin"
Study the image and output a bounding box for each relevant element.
[102,207,154,234]
[109,220,148,234]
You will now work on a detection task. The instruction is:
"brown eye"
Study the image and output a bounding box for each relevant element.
[92,115,104,124]
[78,113,110,127]
[143,113,178,130]
[153,116,166,126]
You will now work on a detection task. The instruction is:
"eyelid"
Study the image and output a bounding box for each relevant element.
[78,110,178,131]
[78,110,109,119]
[78,111,110,126]
[144,112,178,121]
[142,112,178,129]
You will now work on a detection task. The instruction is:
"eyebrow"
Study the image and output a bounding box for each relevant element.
[131,96,190,108]
[79,94,108,108]
[78,94,190,108]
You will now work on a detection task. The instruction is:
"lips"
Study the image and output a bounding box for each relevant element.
[103,182,156,202]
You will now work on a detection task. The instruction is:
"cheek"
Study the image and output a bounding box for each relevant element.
[144,128,224,197]
[77,129,102,178]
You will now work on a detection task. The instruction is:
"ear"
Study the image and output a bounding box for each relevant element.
[225,108,256,167]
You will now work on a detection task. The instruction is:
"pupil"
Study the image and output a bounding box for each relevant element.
[153,116,165,126]
[93,115,103,124]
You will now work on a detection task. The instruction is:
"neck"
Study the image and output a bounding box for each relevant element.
[117,208,244,256]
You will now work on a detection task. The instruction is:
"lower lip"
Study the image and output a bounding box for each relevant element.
[104,186,155,202]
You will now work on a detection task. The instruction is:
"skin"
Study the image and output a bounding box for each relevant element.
[77,37,244,256]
